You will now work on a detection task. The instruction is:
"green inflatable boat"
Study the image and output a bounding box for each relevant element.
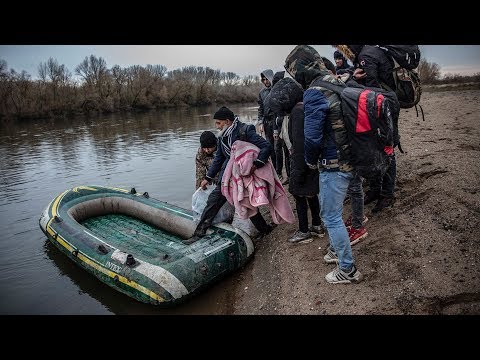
[39,185,254,306]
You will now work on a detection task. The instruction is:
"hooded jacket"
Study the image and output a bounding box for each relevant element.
[257,69,275,125]
[336,45,395,89]
[284,45,352,172]
[267,77,319,196]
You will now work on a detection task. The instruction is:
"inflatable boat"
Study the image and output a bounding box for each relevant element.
[39,185,254,306]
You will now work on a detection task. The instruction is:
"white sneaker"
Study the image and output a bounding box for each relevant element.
[323,245,339,264]
[325,265,364,284]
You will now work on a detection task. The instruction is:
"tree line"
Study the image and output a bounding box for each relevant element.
[0,55,262,121]
[1,55,478,121]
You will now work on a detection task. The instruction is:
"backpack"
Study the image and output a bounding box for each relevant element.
[316,80,398,179]
[376,45,424,112]
[377,45,420,70]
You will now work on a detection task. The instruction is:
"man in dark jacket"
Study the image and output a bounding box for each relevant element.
[185,106,273,245]
[264,70,290,183]
[267,77,324,244]
[257,69,277,170]
[335,45,401,213]
[284,45,363,284]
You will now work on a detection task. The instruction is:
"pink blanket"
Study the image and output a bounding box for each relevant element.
[221,140,295,224]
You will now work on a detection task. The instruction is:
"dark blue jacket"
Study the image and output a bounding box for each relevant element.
[206,122,272,182]
[303,88,337,165]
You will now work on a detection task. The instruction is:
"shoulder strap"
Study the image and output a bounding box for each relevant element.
[314,80,345,96]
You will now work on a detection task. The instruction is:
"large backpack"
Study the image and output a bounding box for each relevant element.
[377,45,420,70]
[376,45,423,112]
[316,80,398,179]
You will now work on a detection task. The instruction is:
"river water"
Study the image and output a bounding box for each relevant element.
[0,103,259,314]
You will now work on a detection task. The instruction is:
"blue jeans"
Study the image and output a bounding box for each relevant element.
[319,170,355,271]
[347,172,364,229]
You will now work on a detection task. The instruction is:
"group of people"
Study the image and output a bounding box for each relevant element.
[192,45,401,285]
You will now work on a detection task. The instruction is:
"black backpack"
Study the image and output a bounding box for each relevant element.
[316,80,398,179]
[377,45,423,113]
[377,45,420,70]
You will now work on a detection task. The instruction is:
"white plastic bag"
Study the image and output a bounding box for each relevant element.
[192,184,235,224]
[232,213,259,237]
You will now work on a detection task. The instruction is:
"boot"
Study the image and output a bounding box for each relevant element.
[372,195,395,213]
[364,190,380,205]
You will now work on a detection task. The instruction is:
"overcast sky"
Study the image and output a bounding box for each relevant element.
[1,45,479,79]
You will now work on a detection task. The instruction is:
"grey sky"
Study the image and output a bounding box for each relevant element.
[1,45,479,78]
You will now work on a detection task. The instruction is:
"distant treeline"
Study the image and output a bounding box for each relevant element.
[1,56,478,121]
[0,55,263,121]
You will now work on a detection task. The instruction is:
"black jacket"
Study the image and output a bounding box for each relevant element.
[206,121,272,183]
[267,77,319,196]
[352,45,396,90]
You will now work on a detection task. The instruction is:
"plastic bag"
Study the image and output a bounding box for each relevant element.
[192,184,235,224]
[231,213,258,237]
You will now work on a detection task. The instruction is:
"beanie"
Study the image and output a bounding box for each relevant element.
[334,50,343,59]
[200,131,217,148]
[213,106,235,121]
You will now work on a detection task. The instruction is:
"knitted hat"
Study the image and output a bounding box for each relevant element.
[213,106,235,121]
[333,50,343,59]
[200,131,217,148]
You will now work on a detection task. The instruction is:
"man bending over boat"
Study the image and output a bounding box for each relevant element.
[184,106,274,245]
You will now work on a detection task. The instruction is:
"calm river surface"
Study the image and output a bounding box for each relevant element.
[0,103,259,314]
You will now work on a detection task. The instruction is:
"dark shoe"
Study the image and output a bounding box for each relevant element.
[372,196,395,213]
[182,234,203,245]
[310,224,326,237]
[364,190,380,205]
[255,224,274,240]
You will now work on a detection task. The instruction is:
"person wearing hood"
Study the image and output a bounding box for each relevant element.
[264,70,290,184]
[284,45,364,284]
[335,45,400,214]
[257,69,277,172]
[266,77,325,243]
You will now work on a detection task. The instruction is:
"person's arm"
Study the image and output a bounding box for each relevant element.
[303,88,329,168]
[257,91,265,125]
[195,151,206,188]
[245,124,272,170]
[358,52,381,88]
[205,139,224,182]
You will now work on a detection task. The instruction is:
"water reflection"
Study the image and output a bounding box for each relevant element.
[0,103,257,314]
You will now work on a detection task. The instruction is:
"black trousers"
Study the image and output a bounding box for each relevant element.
[275,138,290,178]
[293,194,321,233]
[194,184,269,236]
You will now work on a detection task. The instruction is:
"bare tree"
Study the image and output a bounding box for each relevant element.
[418,58,441,84]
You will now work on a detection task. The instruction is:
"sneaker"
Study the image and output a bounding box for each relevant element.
[364,190,380,205]
[345,214,368,229]
[310,224,326,237]
[348,226,368,246]
[323,245,339,264]
[372,196,395,213]
[288,230,314,244]
[325,264,364,284]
